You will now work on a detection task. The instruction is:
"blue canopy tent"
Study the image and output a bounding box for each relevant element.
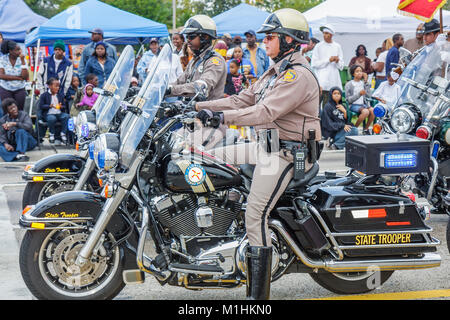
[24,0,169,117]
[0,0,47,42]
[25,0,169,47]
[213,3,270,40]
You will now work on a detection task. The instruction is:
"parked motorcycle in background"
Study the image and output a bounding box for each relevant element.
[21,46,135,207]
[375,41,449,216]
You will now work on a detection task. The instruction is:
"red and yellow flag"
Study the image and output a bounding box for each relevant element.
[398,0,447,22]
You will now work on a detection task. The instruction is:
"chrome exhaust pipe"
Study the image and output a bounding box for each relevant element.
[322,252,441,272]
[269,219,441,273]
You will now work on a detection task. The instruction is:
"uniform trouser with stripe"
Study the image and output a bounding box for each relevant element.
[211,142,311,247]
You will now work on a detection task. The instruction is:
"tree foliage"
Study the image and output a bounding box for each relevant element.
[24,0,62,17]
[26,0,325,26]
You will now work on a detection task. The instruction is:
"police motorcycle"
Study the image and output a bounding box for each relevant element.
[18,45,441,300]
[374,40,449,217]
[21,46,136,208]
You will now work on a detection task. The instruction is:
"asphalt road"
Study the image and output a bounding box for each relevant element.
[1,150,449,301]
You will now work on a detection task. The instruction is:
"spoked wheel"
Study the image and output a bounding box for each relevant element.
[22,179,100,208]
[310,270,395,295]
[22,181,76,208]
[19,224,125,300]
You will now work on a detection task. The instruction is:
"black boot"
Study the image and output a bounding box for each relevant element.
[246,246,272,300]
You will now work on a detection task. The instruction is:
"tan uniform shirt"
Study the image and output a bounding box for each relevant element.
[404,38,424,53]
[170,46,227,101]
[197,51,321,142]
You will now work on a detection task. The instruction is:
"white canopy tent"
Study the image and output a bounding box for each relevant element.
[304,0,449,65]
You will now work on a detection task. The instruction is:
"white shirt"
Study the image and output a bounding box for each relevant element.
[351,80,365,105]
[373,81,401,107]
[170,53,183,83]
[47,93,61,115]
[311,41,344,91]
[376,51,388,77]
[53,56,62,71]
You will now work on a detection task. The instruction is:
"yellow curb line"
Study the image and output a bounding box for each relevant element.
[307,289,450,300]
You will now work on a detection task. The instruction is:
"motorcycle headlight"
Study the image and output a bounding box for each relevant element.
[93,133,120,170]
[76,111,97,140]
[390,106,420,134]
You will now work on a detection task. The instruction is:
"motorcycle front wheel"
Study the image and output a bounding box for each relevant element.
[310,270,395,294]
[21,179,99,208]
[19,224,125,300]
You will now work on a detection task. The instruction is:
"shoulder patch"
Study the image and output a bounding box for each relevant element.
[210,57,221,66]
[282,69,298,82]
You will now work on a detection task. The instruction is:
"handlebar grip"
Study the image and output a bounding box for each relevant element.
[206,117,220,128]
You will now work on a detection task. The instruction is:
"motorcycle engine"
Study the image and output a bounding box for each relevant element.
[152,191,285,279]
[152,191,243,240]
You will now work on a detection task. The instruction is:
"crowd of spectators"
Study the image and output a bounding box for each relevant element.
[0,18,448,160]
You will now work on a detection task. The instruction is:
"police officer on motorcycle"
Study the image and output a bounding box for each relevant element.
[166,15,227,101]
[195,8,321,300]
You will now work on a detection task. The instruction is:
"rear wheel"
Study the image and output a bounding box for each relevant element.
[310,270,395,294]
[19,224,125,300]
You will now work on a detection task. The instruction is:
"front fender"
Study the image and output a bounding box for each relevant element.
[22,152,87,181]
[20,190,139,270]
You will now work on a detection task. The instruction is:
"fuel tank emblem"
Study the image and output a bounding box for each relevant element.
[185,164,206,186]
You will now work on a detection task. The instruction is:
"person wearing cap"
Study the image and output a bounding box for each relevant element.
[243,29,270,79]
[423,19,441,47]
[404,23,425,53]
[166,14,226,101]
[137,38,160,82]
[194,8,320,300]
[311,24,344,108]
[78,28,117,86]
[222,33,234,49]
[301,37,319,64]
[36,40,73,97]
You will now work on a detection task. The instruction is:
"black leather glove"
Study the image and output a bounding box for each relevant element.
[165,85,172,96]
[196,109,223,128]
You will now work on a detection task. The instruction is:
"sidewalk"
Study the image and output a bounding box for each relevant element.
[0,140,77,164]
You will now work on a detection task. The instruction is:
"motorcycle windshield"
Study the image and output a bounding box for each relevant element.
[119,44,173,169]
[95,45,135,133]
[395,41,450,122]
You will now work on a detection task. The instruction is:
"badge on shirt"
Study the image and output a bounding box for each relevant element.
[210,57,221,66]
[282,69,298,82]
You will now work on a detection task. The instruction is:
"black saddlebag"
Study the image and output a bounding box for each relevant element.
[309,186,438,257]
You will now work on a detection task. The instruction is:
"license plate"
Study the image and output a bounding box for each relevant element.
[355,233,411,245]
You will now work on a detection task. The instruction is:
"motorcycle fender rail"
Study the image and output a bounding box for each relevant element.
[20,191,104,230]
[22,152,88,182]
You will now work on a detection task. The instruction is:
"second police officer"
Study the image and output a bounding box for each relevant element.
[194,8,321,300]
[166,15,227,100]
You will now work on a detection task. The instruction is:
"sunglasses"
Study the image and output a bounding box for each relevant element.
[187,34,199,41]
[264,33,278,41]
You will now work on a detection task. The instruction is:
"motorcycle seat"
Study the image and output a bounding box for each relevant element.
[239,162,320,190]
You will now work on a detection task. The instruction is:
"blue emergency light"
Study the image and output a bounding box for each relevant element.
[373,104,387,118]
[67,118,75,131]
[89,142,95,160]
[382,151,417,169]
